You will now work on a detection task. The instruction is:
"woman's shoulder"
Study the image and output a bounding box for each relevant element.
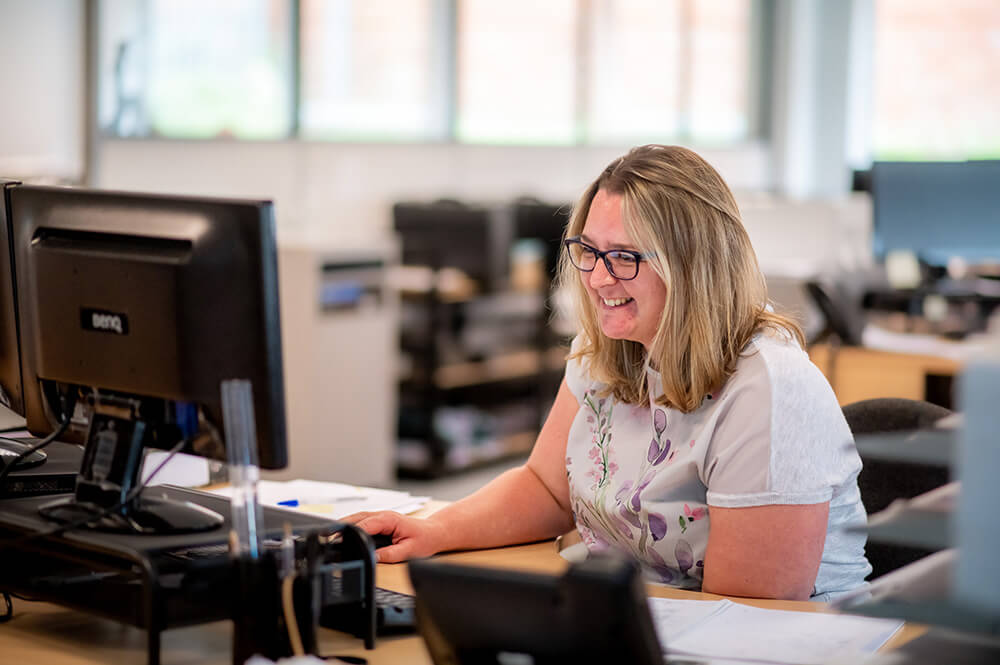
[726,332,845,432]
[734,330,829,396]
[565,334,598,401]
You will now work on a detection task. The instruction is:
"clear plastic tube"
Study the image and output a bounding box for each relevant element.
[222,379,264,560]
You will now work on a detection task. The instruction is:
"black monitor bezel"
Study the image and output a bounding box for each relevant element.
[8,185,287,470]
[0,180,24,417]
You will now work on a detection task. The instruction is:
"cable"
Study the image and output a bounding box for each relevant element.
[281,571,304,656]
[5,436,189,546]
[0,416,73,490]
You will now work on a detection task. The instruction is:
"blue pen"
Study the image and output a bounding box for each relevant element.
[277,496,365,508]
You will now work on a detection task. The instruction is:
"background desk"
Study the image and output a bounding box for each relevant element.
[1,539,925,665]
[809,343,961,407]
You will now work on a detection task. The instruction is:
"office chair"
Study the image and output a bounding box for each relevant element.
[842,397,952,580]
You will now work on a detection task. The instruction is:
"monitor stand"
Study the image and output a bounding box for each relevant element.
[39,492,224,533]
[0,438,82,500]
[36,399,223,535]
[0,438,46,471]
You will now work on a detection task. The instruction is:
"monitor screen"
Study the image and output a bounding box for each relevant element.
[871,161,1000,267]
[7,185,287,533]
[0,180,46,476]
[0,180,24,417]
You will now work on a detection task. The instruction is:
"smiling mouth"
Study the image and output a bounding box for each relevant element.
[602,297,634,307]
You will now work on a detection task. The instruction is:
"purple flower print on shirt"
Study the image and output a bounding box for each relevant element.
[648,512,667,541]
[629,469,656,513]
[653,408,667,435]
[570,392,704,585]
[675,539,694,576]
[646,547,677,584]
[619,505,641,529]
[615,480,633,504]
[610,511,637,539]
[647,408,671,465]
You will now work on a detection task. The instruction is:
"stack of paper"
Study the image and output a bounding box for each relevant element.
[209,479,430,520]
[648,597,903,664]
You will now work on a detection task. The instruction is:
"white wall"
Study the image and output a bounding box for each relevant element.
[94,139,772,243]
[0,0,85,181]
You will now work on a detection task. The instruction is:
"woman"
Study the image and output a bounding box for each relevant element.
[349,145,871,601]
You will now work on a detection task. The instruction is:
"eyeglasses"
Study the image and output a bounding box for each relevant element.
[563,237,649,281]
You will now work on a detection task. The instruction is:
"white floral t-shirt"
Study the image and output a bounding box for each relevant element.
[564,332,871,600]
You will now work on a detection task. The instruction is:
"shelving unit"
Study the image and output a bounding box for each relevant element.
[395,286,566,478]
[392,200,569,478]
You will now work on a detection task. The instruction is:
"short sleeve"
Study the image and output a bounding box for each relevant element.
[703,340,859,508]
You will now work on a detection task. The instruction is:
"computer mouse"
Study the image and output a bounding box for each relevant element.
[370,533,394,550]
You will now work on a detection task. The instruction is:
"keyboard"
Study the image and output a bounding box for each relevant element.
[371,586,416,634]
[162,541,417,635]
[320,569,416,636]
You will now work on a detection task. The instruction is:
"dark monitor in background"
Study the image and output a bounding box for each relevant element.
[0,180,24,418]
[7,185,287,533]
[392,200,497,292]
[0,180,39,472]
[871,160,1000,268]
[512,197,569,283]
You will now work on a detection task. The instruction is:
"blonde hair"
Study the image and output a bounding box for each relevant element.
[557,145,804,413]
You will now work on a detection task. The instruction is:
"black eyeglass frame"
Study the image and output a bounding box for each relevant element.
[563,236,651,281]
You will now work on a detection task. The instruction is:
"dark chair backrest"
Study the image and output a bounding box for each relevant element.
[842,397,952,579]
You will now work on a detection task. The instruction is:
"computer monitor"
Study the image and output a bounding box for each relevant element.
[7,184,287,533]
[0,180,24,417]
[0,180,42,471]
[871,160,1000,268]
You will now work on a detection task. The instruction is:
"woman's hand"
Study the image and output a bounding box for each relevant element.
[342,511,450,563]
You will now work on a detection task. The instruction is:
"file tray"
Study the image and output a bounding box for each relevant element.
[0,485,377,665]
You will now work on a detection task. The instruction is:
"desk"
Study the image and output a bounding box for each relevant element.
[1,538,926,665]
[809,343,961,406]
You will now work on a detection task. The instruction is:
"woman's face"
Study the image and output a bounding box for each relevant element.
[579,189,667,349]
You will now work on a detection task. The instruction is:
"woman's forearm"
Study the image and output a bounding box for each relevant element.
[426,464,575,553]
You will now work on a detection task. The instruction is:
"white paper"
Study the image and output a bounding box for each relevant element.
[657,598,903,665]
[208,479,429,519]
[647,597,731,644]
[141,451,210,487]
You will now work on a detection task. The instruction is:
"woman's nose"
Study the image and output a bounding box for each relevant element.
[589,258,617,287]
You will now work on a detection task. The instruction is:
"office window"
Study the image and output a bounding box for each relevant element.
[872,0,1000,159]
[98,0,758,146]
[586,0,751,144]
[456,0,579,145]
[98,0,294,139]
[299,0,441,141]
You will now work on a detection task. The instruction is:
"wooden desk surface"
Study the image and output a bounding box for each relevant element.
[808,343,961,406]
[1,537,925,665]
